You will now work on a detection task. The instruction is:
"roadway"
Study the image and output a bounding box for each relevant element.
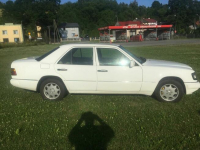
[79,39,200,47]
[117,39,200,47]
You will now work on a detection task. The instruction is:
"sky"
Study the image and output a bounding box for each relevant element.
[0,0,168,7]
[60,0,168,7]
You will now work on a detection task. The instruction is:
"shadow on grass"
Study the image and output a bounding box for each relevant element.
[70,94,157,102]
[68,112,114,150]
[198,110,200,115]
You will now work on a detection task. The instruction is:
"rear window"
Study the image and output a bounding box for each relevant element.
[36,47,59,61]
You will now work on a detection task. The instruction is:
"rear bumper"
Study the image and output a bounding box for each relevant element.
[10,79,38,91]
[185,82,200,94]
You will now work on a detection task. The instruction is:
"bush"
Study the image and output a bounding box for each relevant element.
[0,41,47,49]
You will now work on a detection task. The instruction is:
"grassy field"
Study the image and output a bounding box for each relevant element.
[0,43,200,150]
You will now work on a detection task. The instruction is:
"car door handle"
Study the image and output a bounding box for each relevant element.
[98,69,108,72]
[57,69,67,71]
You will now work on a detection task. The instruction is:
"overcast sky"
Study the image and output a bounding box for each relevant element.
[0,0,168,7]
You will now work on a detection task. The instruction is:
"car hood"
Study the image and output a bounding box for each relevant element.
[142,59,192,69]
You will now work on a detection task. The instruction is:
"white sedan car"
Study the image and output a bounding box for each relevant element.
[10,44,200,102]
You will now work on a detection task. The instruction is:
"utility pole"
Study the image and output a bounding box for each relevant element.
[53,19,60,43]
[53,20,55,43]
[116,15,118,23]
[197,14,200,21]
[21,21,24,43]
[47,26,51,44]
[174,15,177,35]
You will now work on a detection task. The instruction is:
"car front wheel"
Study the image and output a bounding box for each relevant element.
[40,78,66,101]
[155,80,184,102]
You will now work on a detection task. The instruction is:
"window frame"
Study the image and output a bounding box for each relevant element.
[14,38,19,42]
[95,47,132,67]
[71,33,75,37]
[13,30,18,35]
[56,46,95,66]
[3,38,9,42]
[2,30,7,35]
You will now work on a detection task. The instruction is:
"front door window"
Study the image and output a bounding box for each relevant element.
[97,48,130,66]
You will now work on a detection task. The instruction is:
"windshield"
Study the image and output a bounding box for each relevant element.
[119,46,146,64]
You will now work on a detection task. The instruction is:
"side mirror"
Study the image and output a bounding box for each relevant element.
[129,60,136,68]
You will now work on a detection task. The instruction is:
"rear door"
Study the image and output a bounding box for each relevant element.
[96,47,142,92]
[54,46,97,91]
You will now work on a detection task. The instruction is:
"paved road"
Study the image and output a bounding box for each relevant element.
[118,39,200,47]
[77,39,200,47]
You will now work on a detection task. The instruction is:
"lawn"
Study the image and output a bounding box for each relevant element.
[0,43,200,150]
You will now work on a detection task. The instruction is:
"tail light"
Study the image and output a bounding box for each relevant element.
[11,68,17,75]
[192,72,197,80]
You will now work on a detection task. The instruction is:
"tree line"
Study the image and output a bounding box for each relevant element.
[0,0,200,38]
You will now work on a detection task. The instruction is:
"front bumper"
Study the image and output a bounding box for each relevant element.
[185,82,200,94]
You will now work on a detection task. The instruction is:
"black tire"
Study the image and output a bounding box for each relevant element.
[154,80,184,102]
[40,78,67,101]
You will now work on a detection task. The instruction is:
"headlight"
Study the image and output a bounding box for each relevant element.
[192,72,197,80]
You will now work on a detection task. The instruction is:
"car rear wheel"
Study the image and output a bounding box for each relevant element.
[155,80,184,102]
[40,78,66,100]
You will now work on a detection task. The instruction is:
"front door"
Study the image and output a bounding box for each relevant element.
[54,47,97,91]
[96,47,142,92]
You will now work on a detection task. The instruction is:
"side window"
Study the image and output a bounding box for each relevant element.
[97,48,130,66]
[58,50,72,64]
[73,48,81,57]
[58,48,93,65]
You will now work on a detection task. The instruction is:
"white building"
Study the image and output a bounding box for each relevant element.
[59,23,80,39]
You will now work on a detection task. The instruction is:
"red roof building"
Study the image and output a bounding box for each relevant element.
[116,21,142,26]
[142,18,157,26]
[98,19,173,42]
[143,19,157,23]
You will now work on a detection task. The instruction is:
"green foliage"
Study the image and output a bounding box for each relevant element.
[1,0,60,34]
[168,0,200,33]
[0,41,47,49]
[0,0,200,36]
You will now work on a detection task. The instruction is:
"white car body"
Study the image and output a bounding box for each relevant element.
[10,44,200,99]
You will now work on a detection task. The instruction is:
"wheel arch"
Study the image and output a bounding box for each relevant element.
[155,76,186,94]
[37,76,67,92]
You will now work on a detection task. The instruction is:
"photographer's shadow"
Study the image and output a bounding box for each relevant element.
[68,112,114,150]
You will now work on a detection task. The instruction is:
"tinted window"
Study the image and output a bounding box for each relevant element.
[97,48,130,66]
[58,48,93,65]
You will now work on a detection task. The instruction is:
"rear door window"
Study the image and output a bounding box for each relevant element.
[58,48,93,65]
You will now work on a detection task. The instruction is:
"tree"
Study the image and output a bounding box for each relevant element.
[130,0,138,12]
[1,0,200,37]
[168,0,199,34]
[152,1,162,9]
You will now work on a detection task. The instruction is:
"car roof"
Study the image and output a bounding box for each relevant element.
[40,43,121,63]
[59,43,120,47]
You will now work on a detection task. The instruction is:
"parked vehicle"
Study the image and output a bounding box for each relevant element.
[10,44,200,102]
[81,35,90,41]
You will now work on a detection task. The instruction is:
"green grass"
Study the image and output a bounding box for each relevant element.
[0,44,200,149]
